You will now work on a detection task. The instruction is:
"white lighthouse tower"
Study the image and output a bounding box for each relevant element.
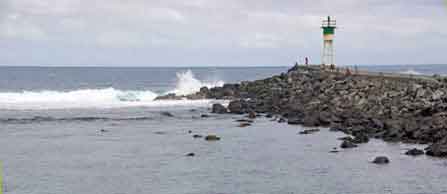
[321,16,336,66]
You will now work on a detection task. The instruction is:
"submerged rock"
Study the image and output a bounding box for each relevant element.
[193,134,203,138]
[298,129,320,135]
[238,123,251,128]
[372,156,390,164]
[201,114,210,118]
[160,112,174,117]
[405,148,425,156]
[329,147,339,153]
[236,119,254,123]
[205,135,221,141]
[186,153,195,157]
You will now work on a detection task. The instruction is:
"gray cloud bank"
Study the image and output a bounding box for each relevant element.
[0,0,446,66]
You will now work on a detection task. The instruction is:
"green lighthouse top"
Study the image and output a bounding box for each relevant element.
[322,16,336,35]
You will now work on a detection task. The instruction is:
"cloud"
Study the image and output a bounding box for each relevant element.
[0,0,445,66]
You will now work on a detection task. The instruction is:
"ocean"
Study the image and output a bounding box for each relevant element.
[1,65,447,194]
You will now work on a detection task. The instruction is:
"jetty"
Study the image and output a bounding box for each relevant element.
[158,64,447,157]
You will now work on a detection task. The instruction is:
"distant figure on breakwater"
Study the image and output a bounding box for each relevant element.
[305,57,309,65]
[345,67,352,76]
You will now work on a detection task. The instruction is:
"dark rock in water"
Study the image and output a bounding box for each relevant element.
[329,126,342,132]
[302,115,321,127]
[372,156,390,164]
[205,135,221,141]
[236,119,254,123]
[228,100,251,114]
[201,114,210,118]
[212,103,228,114]
[100,129,108,133]
[160,112,174,117]
[338,136,354,141]
[287,117,302,125]
[188,130,193,134]
[155,93,183,100]
[186,153,195,157]
[193,134,203,138]
[154,131,167,135]
[238,123,251,128]
[299,129,320,135]
[247,111,257,119]
[340,140,358,149]
[329,147,339,153]
[352,133,370,144]
[405,148,424,156]
[426,136,447,157]
[278,117,287,123]
[265,114,273,118]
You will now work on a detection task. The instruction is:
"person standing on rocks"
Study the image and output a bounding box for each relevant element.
[305,57,309,66]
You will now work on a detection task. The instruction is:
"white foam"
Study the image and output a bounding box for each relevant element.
[169,70,224,96]
[0,70,226,110]
[400,69,422,75]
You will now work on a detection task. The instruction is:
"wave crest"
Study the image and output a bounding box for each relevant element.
[169,70,224,96]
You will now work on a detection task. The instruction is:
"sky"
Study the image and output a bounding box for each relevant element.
[0,0,446,66]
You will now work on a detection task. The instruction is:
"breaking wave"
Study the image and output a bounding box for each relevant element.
[0,70,224,110]
[400,69,422,75]
[168,70,224,96]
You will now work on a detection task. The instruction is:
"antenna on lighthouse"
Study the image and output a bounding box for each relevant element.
[321,16,336,66]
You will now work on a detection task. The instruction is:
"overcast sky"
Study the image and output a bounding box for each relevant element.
[0,0,446,66]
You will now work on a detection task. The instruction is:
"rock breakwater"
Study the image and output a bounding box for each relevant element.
[158,65,447,157]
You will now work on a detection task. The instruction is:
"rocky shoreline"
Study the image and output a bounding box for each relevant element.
[157,65,447,157]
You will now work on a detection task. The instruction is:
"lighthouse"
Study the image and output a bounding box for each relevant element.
[321,16,336,66]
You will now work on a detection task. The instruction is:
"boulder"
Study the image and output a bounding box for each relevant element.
[372,156,390,164]
[405,148,424,156]
[247,111,257,119]
[287,117,302,125]
[340,140,358,149]
[205,135,221,141]
[425,136,447,157]
[228,100,251,114]
[212,104,227,114]
[352,133,370,144]
[278,117,287,123]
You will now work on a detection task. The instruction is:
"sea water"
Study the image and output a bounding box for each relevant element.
[0,65,447,194]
